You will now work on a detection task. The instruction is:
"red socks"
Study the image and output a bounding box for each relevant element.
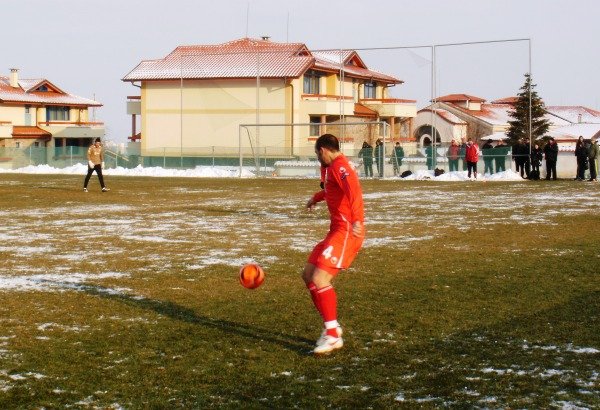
[306,282,340,337]
[317,285,339,337]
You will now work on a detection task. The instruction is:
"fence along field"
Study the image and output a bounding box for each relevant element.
[0,173,598,408]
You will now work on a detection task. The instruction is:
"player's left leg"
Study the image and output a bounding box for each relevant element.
[311,267,344,354]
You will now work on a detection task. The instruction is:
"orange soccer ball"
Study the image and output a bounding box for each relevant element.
[239,263,265,289]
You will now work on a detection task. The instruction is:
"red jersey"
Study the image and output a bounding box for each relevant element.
[312,155,364,229]
[465,144,480,162]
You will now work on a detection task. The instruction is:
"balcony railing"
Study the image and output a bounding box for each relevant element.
[301,94,353,101]
[359,98,417,118]
[38,121,105,127]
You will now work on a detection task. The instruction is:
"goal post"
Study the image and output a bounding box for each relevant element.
[238,121,393,177]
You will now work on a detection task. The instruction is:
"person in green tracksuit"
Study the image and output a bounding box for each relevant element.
[358,141,374,177]
[481,139,494,175]
[493,139,509,172]
[391,142,404,176]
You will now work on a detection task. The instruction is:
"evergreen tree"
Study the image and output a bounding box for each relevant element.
[506,73,550,145]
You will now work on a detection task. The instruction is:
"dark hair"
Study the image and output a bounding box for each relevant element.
[315,134,339,152]
[95,138,101,143]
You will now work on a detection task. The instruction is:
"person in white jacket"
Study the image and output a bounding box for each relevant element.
[83,138,109,192]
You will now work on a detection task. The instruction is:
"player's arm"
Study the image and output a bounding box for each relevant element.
[306,190,325,210]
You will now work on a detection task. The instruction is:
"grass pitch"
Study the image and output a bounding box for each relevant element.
[0,174,599,408]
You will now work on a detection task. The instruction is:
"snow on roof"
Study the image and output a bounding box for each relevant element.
[491,96,518,104]
[444,102,571,127]
[0,76,101,106]
[123,38,401,83]
[312,50,401,84]
[547,123,600,140]
[545,106,600,124]
[123,40,313,81]
[418,108,466,125]
[436,94,486,103]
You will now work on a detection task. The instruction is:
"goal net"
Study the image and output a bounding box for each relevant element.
[238,120,395,177]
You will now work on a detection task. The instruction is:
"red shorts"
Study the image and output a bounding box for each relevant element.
[308,226,364,275]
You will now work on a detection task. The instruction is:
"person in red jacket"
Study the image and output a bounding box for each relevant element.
[304,134,365,354]
[465,138,480,180]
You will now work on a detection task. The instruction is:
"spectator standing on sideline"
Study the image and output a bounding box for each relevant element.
[459,137,468,171]
[588,138,598,181]
[513,138,530,179]
[358,141,373,178]
[543,137,559,180]
[304,133,365,355]
[374,139,384,177]
[530,141,543,180]
[575,136,588,181]
[493,139,509,172]
[425,144,434,170]
[391,142,404,176]
[83,138,109,192]
[447,139,460,172]
[481,139,494,175]
[465,138,480,180]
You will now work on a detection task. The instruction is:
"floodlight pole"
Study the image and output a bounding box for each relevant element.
[528,39,533,157]
[180,54,184,168]
[431,45,436,170]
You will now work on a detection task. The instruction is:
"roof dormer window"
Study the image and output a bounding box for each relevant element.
[36,85,49,92]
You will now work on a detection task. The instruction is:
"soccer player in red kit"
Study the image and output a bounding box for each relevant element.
[303,134,365,354]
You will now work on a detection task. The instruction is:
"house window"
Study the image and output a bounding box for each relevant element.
[34,142,40,147]
[309,116,321,136]
[36,85,49,92]
[15,142,21,148]
[364,82,377,99]
[47,106,70,121]
[303,70,321,94]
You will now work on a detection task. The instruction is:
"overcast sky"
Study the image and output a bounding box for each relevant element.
[3,0,599,143]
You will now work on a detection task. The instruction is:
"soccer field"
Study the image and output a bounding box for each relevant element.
[0,174,599,408]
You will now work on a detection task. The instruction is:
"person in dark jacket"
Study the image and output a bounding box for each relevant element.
[574,136,588,181]
[358,141,374,177]
[481,139,494,175]
[529,142,543,180]
[543,137,559,180]
[588,138,598,181]
[513,139,530,179]
[374,139,384,177]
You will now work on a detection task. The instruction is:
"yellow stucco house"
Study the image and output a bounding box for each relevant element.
[0,68,103,167]
[122,37,416,161]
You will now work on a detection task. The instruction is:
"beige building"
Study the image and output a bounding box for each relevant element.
[122,37,417,160]
[0,68,103,167]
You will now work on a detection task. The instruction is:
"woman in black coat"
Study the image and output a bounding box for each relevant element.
[574,136,588,180]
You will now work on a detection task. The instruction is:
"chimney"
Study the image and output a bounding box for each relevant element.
[578,113,582,123]
[9,68,19,88]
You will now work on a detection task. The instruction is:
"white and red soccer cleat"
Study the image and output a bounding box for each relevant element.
[314,335,344,355]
